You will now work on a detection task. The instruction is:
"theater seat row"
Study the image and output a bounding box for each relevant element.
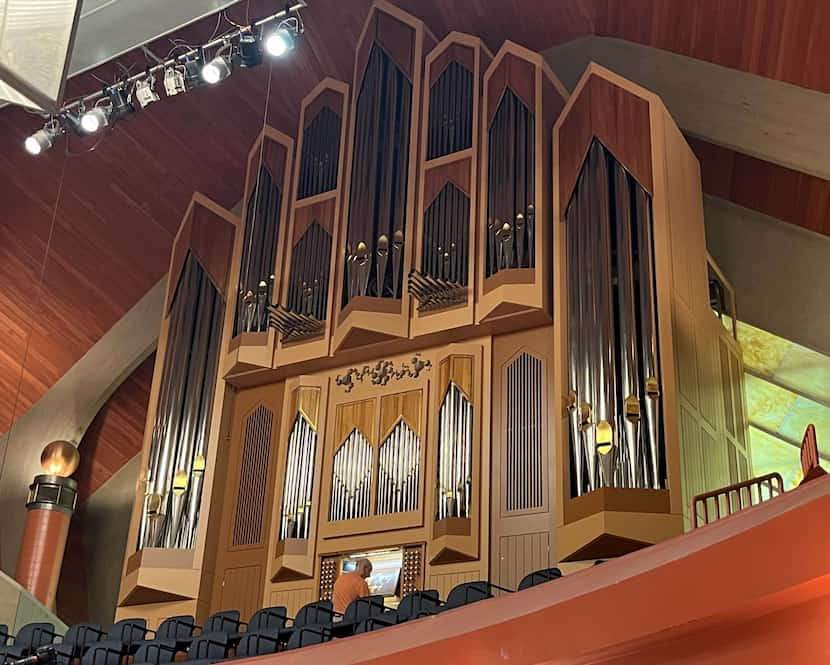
[0,565,568,665]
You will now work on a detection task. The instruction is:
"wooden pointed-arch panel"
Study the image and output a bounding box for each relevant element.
[275,79,349,369]
[489,328,554,589]
[332,1,436,354]
[223,126,294,377]
[232,405,275,547]
[412,33,492,338]
[266,376,329,585]
[165,194,237,313]
[207,382,283,620]
[476,42,568,326]
[427,343,487,566]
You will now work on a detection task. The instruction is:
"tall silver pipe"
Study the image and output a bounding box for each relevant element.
[578,158,598,493]
[613,163,643,488]
[590,142,618,487]
[635,185,662,488]
[566,190,584,496]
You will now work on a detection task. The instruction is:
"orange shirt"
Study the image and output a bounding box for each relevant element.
[332,571,370,614]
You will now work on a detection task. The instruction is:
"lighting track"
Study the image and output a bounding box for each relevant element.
[24,2,307,156]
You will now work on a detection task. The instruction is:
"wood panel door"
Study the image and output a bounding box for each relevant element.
[490,327,555,586]
[210,383,284,617]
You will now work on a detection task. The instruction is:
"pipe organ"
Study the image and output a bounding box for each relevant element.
[116,2,748,626]
[565,141,664,495]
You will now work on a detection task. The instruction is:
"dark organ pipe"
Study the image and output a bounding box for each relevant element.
[421,182,469,290]
[486,89,534,276]
[426,61,473,160]
[343,44,412,305]
[286,221,332,323]
[235,165,282,335]
[298,106,342,200]
[565,139,664,496]
[140,254,224,549]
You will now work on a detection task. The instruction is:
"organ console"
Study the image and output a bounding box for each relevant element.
[115,0,749,627]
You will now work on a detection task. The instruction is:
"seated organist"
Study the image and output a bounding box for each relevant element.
[333,558,373,614]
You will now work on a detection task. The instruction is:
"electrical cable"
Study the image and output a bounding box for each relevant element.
[0,153,67,485]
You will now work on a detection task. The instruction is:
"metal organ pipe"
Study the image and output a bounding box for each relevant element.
[565,139,663,495]
[436,383,473,520]
[138,255,223,549]
[635,185,663,489]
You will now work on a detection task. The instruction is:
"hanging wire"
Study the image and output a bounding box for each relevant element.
[0,153,68,484]
[240,59,274,305]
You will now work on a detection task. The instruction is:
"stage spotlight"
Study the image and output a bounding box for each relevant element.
[134,75,160,108]
[24,120,62,155]
[202,54,232,84]
[108,86,134,119]
[80,105,109,133]
[264,27,294,57]
[238,30,263,68]
[184,56,206,90]
[163,65,187,96]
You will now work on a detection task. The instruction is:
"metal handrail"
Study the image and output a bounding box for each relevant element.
[691,472,784,528]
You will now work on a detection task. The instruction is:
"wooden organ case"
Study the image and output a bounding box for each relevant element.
[116,3,747,626]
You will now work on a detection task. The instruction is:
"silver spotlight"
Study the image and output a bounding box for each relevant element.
[24,120,63,155]
[134,75,160,109]
[163,66,187,96]
[264,27,294,57]
[201,54,232,85]
[80,105,109,133]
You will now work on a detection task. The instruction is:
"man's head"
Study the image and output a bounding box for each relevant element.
[356,558,373,578]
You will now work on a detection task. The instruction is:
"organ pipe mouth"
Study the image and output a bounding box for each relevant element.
[145,493,162,516]
[624,395,641,422]
[646,376,660,399]
[579,403,592,430]
[172,470,189,495]
[596,420,613,455]
[192,455,206,474]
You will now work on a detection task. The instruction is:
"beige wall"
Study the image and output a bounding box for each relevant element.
[81,455,142,628]
[703,196,830,358]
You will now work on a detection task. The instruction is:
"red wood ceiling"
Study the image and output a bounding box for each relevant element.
[0,0,828,442]
[688,137,830,237]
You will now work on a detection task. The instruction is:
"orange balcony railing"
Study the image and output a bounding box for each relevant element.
[691,472,785,528]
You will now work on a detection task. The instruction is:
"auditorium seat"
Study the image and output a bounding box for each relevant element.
[131,639,177,665]
[0,622,55,662]
[228,606,287,642]
[331,595,386,637]
[518,567,563,590]
[284,625,331,650]
[0,627,8,647]
[202,612,242,635]
[78,641,126,665]
[131,616,196,654]
[275,600,335,644]
[436,581,512,612]
[181,631,231,665]
[106,618,149,652]
[53,623,105,665]
[396,589,441,620]
[233,632,280,658]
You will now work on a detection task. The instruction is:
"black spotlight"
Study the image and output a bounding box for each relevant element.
[238,29,262,68]
[108,85,134,119]
[183,51,206,90]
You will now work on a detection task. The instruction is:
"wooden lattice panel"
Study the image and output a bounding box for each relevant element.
[401,545,424,596]
[319,556,339,600]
